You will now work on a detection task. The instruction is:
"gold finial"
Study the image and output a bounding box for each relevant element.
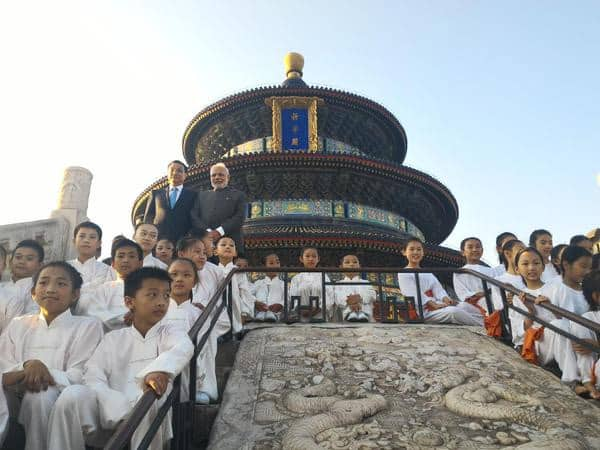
[284,52,304,79]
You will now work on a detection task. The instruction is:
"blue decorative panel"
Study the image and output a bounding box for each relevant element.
[281,108,309,150]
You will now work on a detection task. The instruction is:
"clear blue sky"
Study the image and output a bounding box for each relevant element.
[1,1,598,262]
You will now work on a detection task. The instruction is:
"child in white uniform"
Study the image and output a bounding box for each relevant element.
[76,239,143,331]
[0,240,44,320]
[491,232,518,277]
[491,239,526,311]
[289,247,334,320]
[529,229,560,283]
[334,254,376,322]
[155,238,175,266]
[398,238,483,325]
[48,267,194,450]
[67,221,111,288]
[1,262,103,450]
[133,223,168,270]
[452,237,494,316]
[253,253,284,322]
[215,236,255,332]
[511,247,579,382]
[570,270,600,399]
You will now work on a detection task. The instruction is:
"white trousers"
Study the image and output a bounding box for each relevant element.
[534,319,579,382]
[425,303,484,326]
[47,385,170,450]
[570,319,599,385]
[5,385,60,450]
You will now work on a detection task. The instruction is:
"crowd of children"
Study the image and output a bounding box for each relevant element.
[0,220,599,448]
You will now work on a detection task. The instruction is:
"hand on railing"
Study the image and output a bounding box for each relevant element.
[144,372,170,397]
[572,339,599,355]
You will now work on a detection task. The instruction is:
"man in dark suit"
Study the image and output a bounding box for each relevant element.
[143,160,195,244]
[191,162,247,252]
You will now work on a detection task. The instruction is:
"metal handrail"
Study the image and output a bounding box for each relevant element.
[104,269,237,450]
[104,266,600,449]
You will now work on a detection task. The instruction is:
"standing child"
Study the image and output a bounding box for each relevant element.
[453,237,494,316]
[67,221,111,287]
[253,253,284,322]
[48,267,193,450]
[166,258,224,404]
[570,270,600,399]
[155,238,175,266]
[512,247,579,382]
[289,247,334,319]
[551,244,568,277]
[76,239,143,331]
[398,238,483,325]
[0,246,22,334]
[133,223,168,269]
[334,254,376,322]
[214,236,255,332]
[0,262,103,450]
[491,232,518,277]
[529,229,559,283]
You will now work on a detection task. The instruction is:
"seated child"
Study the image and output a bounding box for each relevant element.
[570,270,600,399]
[214,237,255,331]
[289,247,334,319]
[165,258,224,404]
[490,232,517,277]
[253,253,284,322]
[0,240,44,320]
[511,247,578,382]
[491,239,526,311]
[452,237,494,316]
[67,221,112,288]
[76,239,143,331]
[529,229,560,283]
[48,267,194,450]
[133,223,167,269]
[397,238,483,325]
[334,254,376,322]
[0,262,103,450]
[155,237,175,266]
[0,246,22,334]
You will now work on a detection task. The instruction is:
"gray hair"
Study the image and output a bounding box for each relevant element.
[210,162,229,176]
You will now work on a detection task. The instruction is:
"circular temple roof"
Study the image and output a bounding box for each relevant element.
[182,85,408,165]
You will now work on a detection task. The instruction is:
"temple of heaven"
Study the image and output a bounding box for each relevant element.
[131,53,463,268]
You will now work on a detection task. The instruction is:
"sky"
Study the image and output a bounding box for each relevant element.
[1,1,598,262]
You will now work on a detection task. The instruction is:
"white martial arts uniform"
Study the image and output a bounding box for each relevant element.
[334,276,377,320]
[193,262,223,304]
[0,310,103,450]
[541,263,560,283]
[397,272,483,325]
[253,276,285,319]
[0,278,38,317]
[288,272,334,317]
[218,262,255,332]
[143,254,168,270]
[453,264,494,314]
[512,285,579,381]
[76,280,128,331]
[67,257,112,288]
[48,321,193,450]
[0,284,23,334]
[570,310,600,386]
[491,272,525,311]
[491,263,506,278]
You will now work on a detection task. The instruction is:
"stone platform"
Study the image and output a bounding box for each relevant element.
[208,324,600,450]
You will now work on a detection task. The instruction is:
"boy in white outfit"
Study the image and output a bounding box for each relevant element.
[334,254,376,322]
[253,253,284,322]
[0,262,103,450]
[67,221,111,288]
[133,223,168,270]
[48,267,194,450]
[76,239,143,331]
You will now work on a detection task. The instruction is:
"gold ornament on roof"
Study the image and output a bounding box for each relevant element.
[284,52,304,79]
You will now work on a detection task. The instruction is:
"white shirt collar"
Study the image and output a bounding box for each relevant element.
[37,308,72,328]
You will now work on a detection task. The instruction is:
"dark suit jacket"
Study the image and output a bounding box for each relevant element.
[191,186,247,251]
[143,186,195,244]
